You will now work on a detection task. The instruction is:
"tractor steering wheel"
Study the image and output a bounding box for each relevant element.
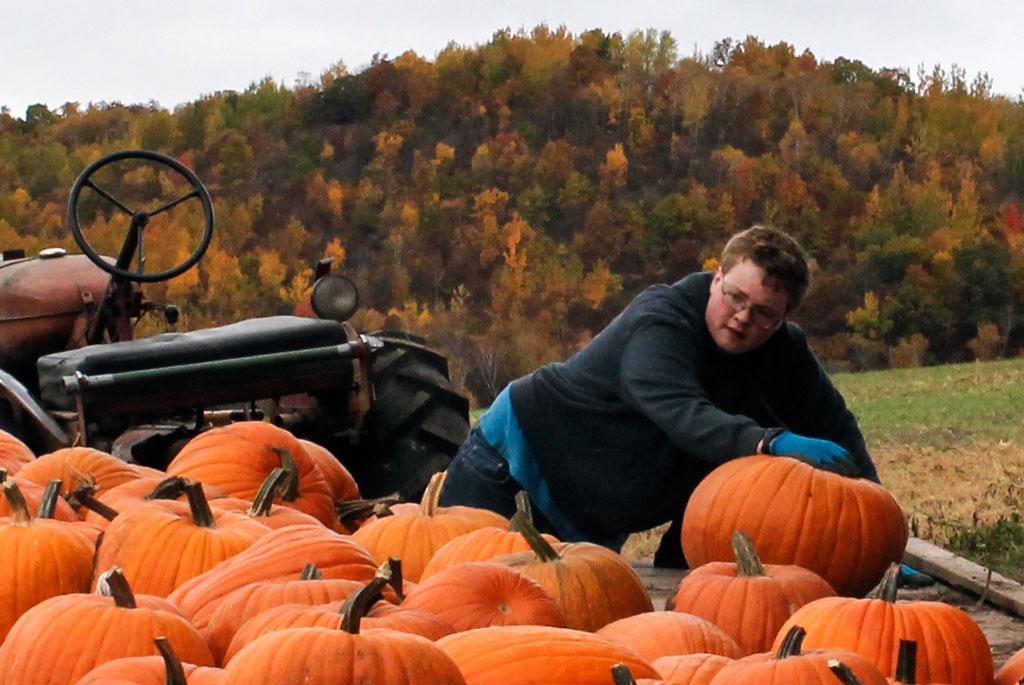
[68,150,214,283]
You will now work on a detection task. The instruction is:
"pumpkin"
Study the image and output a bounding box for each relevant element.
[223,567,453,664]
[420,491,560,580]
[0,469,77,520]
[772,564,994,685]
[650,654,734,685]
[0,428,33,474]
[16,446,141,511]
[996,645,1024,685]
[596,611,743,662]
[208,467,328,529]
[402,560,566,631]
[221,574,466,684]
[611,662,670,684]
[681,455,908,597]
[0,569,214,684]
[94,482,270,596]
[203,563,388,664]
[437,625,661,684]
[669,530,835,654]
[352,472,509,582]
[166,420,336,526]
[0,480,95,643]
[489,507,653,631]
[76,637,224,685]
[82,475,224,528]
[707,626,889,684]
[298,438,360,502]
[166,523,378,631]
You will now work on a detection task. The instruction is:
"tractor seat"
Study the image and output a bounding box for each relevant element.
[37,316,352,412]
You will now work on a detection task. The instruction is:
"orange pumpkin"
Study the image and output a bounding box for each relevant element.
[0,569,214,684]
[669,530,835,654]
[203,563,383,665]
[0,480,95,643]
[651,654,734,685]
[95,483,270,597]
[612,662,670,684]
[402,560,566,631]
[82,476,224,529]
[996,645,1024,685]
[489,507,653,631]
[420,491,560,580]
[772,564,994,685]
[437,625,661,684]
[352,472,509,581]
[17,446,142,512]
[596,611,743,663]
[707,626,889,684]
[167,523,378,631]
[76,637,224,685]
[208,467,328,529]
[221,573,466,684]
[166,421,336,526]
[0,429,33,474]
[682,455,908,597]
[0,470,77,520]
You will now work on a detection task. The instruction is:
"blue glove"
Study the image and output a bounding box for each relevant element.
[899,563,936,588]
[768,431,858,477]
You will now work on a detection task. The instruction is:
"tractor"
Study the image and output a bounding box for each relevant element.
[0,150,469,500]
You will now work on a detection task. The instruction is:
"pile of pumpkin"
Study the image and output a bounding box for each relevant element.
[0,422,1021,685]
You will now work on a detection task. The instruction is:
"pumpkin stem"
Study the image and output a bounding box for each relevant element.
[38,480,62,519]
[610,663,637,685]
[419,471,447,517]
[776,625,807,659]
[155,636,187,685]
[68,482,119,521]
[731,530,766,577]
[877,562,902,603]
[271,448,301,502]
[0,467,7,483]
[511,510,561,563]
[335,496,399,531]
[97,567,137,608]
[250,468,289,516]
[300,563,322,580]
[338,563,392,634]
[827,659,864,684]
[144,476,190,501]
[895,639,917,684]
[2,480,33,525]
[509,491,534,532]
[387,557,405,602]
[184,482,216,529]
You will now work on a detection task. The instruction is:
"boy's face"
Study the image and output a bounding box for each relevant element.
[705,259,789,355]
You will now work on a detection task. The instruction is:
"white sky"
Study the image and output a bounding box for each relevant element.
[2,1,1022,117]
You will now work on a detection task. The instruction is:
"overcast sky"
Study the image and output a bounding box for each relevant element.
[3,1,1021,117]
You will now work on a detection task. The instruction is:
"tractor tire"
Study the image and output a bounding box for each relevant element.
[351,333,469,501]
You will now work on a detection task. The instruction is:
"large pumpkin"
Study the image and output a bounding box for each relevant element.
[437,625,661,684]
[773,564,994,685]
[352,472,508,582]
[0,429,33,474]
[682,455,908,597]
[166,421,336,526]
[17,446,141,511]
[707,626,889,684]
[596,611,742,663]
[0,481,95,643]
[669,530,835,654]
[76,637,224,685]
[0,569,214,684]
[650,654,734,685]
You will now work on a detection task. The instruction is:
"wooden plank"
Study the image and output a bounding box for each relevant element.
[902,536,1024,618]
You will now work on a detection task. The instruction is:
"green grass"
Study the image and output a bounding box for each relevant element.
[832,358,1024,448]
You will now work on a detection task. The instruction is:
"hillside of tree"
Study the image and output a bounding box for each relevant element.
[2,28,1022,405]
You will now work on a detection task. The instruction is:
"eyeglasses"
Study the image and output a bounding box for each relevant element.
[720,277,784,330]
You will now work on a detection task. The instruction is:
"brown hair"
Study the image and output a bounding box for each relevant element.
[720,225,810,310]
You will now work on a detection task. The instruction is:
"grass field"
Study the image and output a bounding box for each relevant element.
[613,358,1024,581]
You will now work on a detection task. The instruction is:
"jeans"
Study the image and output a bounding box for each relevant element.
[439,427,558,534]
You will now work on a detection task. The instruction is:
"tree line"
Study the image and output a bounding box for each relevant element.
[1,27,1022,404]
